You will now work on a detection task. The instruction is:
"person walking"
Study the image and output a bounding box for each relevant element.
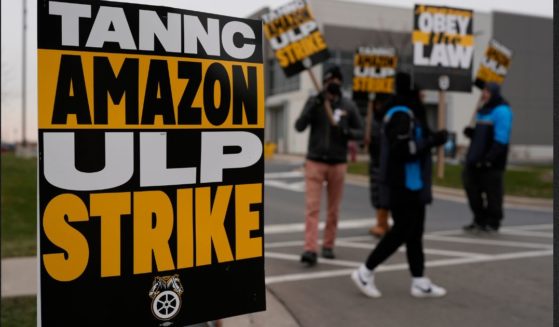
[351,73,448,298]
[462,82,513,233]
[364,94,391,237]
[295,66,364,266]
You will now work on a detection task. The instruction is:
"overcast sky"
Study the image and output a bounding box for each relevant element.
[1,0,552,142]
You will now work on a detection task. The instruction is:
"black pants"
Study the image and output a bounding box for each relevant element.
[462,167,504,229]
[365,190,425,277]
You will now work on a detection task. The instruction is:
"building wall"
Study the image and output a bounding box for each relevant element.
[448,11,492,147]
[258,1,552,161]
[492,12,553,148]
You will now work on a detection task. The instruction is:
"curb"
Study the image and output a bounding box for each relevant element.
[345,173,552,210]
[267,155,552,210]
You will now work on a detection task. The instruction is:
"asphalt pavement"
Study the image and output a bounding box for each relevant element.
[261,157,552,327]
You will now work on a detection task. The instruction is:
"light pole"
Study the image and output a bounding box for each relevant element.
[21,0,27,146]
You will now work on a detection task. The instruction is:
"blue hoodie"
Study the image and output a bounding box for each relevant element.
[466,83,513,170]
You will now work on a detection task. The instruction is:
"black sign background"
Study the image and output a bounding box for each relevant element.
[38,1,265,326]
[412,4,474,92]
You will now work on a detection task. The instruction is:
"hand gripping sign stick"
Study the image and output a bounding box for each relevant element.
[303,58,336,126]
[364,93,376,151]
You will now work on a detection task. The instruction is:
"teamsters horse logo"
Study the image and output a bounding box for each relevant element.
[149,275,184,321]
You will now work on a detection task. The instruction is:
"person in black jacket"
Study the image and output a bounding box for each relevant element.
[351,72,448,298]
[462,82,513,233]
[364,94,391,237]
[295,66,363,266]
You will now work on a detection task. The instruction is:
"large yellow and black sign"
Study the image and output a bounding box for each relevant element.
[352,47,397,101]
[474,39,512,88]
[262,0,330,77]
[412,4,474,92]
[38,1,265,325]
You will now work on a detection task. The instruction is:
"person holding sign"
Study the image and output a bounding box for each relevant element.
[295,66,363,266]
[351,73,448,298]
[353,47,397,238]
[462,82,513,233]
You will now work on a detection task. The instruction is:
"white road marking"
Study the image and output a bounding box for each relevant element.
[265,179,305,192]
[266,252,360,268]
[265,240,310,249]
[265,249,553,285]
[266,239,490,259]
[497,229,553,238]
[508,224,553,230]
[264,170,306,192]
[265,218,381,235]
[335,241,492,259]
[423,235,552,250]
[265,171,304,179]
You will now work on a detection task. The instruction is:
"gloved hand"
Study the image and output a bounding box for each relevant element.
[314,92,325,106]
[463,126,474,138]
[338,115,351,137]
[431,129,448,147]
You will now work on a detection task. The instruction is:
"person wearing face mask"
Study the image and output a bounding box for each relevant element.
[462,82,513,233]
[351,72,449,298]
[295,66,364,266]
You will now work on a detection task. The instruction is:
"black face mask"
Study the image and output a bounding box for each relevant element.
[326,83,342,96]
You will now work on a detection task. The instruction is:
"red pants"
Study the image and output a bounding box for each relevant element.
[304,160,347,252]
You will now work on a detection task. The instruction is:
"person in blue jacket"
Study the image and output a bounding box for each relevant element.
[351,73,448,298]
[462,82,513,233]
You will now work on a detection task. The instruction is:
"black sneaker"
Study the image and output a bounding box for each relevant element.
[463,222,483,233]
[300,251,318,266]
[321,247,335,259]
[480,225,499,233]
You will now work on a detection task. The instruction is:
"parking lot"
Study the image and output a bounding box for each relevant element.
[262,160,553,327]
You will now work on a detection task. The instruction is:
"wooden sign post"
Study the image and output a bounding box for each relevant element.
[412,4,475,179]
[437,89,447,179]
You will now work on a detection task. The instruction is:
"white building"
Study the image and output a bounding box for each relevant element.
[253,0,552,162]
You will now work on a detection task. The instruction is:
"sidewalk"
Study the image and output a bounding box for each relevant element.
[1,257,300,327]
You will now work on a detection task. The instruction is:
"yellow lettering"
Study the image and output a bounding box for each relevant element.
[90,192,130,277]
[133,191,175,274]
[42,194,89,282]
[195,186,234,266]
[235,184,262,260]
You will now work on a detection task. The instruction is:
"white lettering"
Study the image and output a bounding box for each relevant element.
[44,132,134,191]
[221,21,256,59]
[183,15,220,56]
[139,10,181,53]
[413,43,430,66]
[447,44,473,69]
[139,133,197,187]
[200,132,262,184]
[86,6,137,50]
[456,16,470,35]
[49,1,91,46]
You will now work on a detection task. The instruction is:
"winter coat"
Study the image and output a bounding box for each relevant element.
[295,94,363,164]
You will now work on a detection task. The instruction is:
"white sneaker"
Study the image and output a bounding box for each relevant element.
[351,265,382,298]
[411,277,447,298]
